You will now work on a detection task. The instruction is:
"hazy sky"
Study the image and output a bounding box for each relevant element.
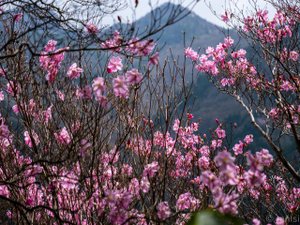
[103,0,276,27]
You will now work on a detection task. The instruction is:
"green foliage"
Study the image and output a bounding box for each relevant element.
[187,210,245,225]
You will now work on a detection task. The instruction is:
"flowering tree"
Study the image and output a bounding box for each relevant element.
[184,0,300,223]
[0,0,299,224]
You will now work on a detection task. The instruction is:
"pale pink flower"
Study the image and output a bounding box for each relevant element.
[54,127,71,145]
[157,202,171,220]
[221,11,230,23]
[13,13,23,22]
[143,161,159,178]
[252,218,261,225]
[113,75,129,98]
[0,185,10,198]
[92,77,106,96]
[126,69,142,85]
[215,126,226,139]
[140,177,150,193]
[289,51,299,61]
[56,90,65,101]
[44,40,57,52]
[149,52,159,65]
[0,91,4,101]
[275,217,285,225]
[12,105,19,114]
[184,47,199,61]
[233,141,244,155]
[86,23,98,34]
[24,131,40,148]
[67,63,83,79]
[107,56,123,73]
[244,134,253,144]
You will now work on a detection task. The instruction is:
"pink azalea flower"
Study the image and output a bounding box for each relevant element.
[44,40,57,52]
[24,131,40,148]
[92,77,106,96]
[0,91,4,102]
[125,68,142,85]
[54,127,71,145]
[149,52,159,65]
[221,11,230,23]
[157,202,171,220]
[113,75,129,98]
[86,23,98,34]
[184,47,199,61]
[67,63,83,79]
[107,56,123,73]
[13,13,23,22]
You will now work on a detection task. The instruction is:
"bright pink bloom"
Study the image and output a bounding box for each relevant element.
[13,13,23,22]
[92,77,106,95]
[157,202,171,220]
[113,75,129,98]
[140,177,150,193]
[184,47,199,61]
[0,91,4,102]
[244,134,253,144]
[289,51,299,61]
[233,141,244,155]
[215,126,226,139]
[221,12,230,23]
[67,63,83,79]
[86,23,98,34]
[126,69,142,85]
[76,85,92,99]
[143,161,159,178]
[44,40,57,52]
[24,131,40,148]
[149,52,159,65]
[176,192,199,211]
[0,185,10,198]
[275,217,285,225]
[107,56,123,73]
[54,127,71,145]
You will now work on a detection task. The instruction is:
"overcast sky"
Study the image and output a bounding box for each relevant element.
[102,0,276,27]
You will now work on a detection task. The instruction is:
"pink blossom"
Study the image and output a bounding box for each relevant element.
[232,141,244,155]
[126,69,142,85]
[0,185,10,198]
[252,218,261,225]
[149,52,159,65]
[0,91,4,101]
[44,40,57,52]
[86,23,98,34]
[0,68,6,77]
[92,77,106,100]
[157,202,171,220]
[113,75,129,98]
[54,127,71,145]
[215,126,226,139]
[289,51,299,61]
[244,134,253,144]
[176,192,199,211]
[13,13,23,22]
[221,11,230,23]
[76,85,92,99]
[107,56,123,73]
[275,217,285,225]
[143,161,159,178]
[67,63,83,79]
[140,177,150,193]
[184,47,199,61]
[24,131,40,148]
[56,90,65,101]
[198,156,210,169]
